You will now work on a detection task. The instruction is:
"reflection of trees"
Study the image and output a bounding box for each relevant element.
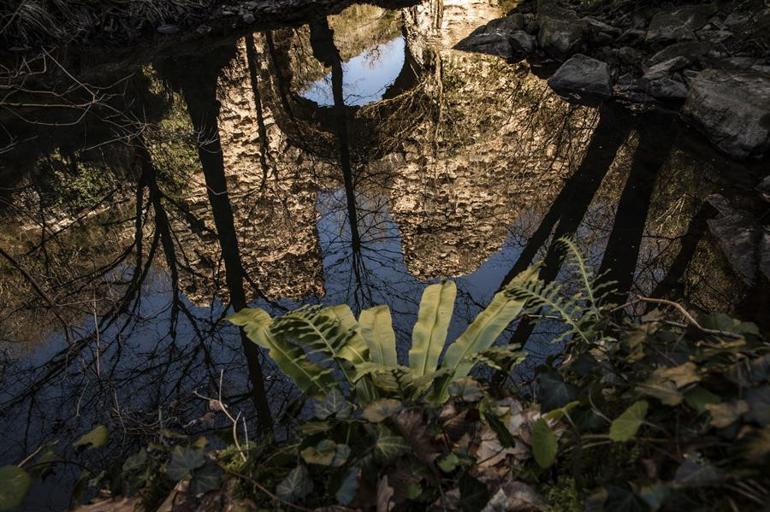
[157,45,274,428]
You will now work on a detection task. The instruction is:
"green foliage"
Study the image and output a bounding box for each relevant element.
[73,424,108,450]
[228,268,541,405]
[531,418,558,468]
[608,401,648,442]
[409,280,456,376]
[91,242,770,511]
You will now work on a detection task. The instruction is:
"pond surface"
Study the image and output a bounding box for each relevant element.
[0,1,767,509]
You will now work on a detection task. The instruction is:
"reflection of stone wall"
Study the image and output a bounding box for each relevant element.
[175,36,326,303]
[381,2,598,279]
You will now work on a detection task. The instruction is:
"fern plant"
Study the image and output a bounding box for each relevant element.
[229,267,540,404]
[506,237,617,349]
[229,237,616,404]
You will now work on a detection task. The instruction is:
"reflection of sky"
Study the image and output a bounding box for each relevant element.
[301,36,405,106]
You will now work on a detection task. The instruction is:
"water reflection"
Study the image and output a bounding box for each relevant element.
[0,0,766,508]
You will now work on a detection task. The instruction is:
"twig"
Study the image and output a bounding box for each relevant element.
[636,296,742,338]
[222,467,314,512]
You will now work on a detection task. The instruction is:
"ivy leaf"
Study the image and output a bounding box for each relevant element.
[375,429,410,460]
[336,467,359,506]
[315,389,353,420]
[301,440,335,466]
[536,370,577,412]
[301,440,350,467]
[438,453,460,473]
[121,449,148,474]
[448,378,484,402]
[73,425,108,450]
[362,399,403,423]
[277,465,313,503]
[0,466,31,511]
[531,418,557,468]
[189,463,222,496]
[684,386,721,414]
[166,447,206,481]
[609,401,648,442]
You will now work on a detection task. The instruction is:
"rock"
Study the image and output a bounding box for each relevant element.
[502,14,527,31]
[455,15,527,58]
[643,56,691,80]
[156,24,180,35]
[683,69,770,159]
[548,54,612,98]
[697,29,733,44]
[648,41,712,66]
[510,30,536,54]
[646,4,717,43]
[646,77,689,99]
[706,194,770,285]
[538,17,585,56]
[617,28,646,44]
[455,34,512,58]
[724,12,752,30]
[487,15,526,33]
[582,16,620,43]
[614,74,656,103]
[616,46,644,66]
[242,12,255,24]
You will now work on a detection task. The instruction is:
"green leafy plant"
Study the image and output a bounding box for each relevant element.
[228,266,540,404]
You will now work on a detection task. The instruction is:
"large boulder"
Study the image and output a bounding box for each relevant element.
[548,54,612,99]
[646,4,717,43]
[683,69,770,159]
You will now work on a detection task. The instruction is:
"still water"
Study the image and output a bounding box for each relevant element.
[0,1,766,509]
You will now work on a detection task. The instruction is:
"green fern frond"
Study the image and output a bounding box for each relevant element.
[508,278,595,345]
[271,305,364,386]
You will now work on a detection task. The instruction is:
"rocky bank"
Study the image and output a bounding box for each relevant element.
[456,0,770,160]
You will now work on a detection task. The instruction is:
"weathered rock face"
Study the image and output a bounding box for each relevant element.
[683,69,770,159]
[645,4,717,43]
[707,194,770,286]
[548,54,612,99]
